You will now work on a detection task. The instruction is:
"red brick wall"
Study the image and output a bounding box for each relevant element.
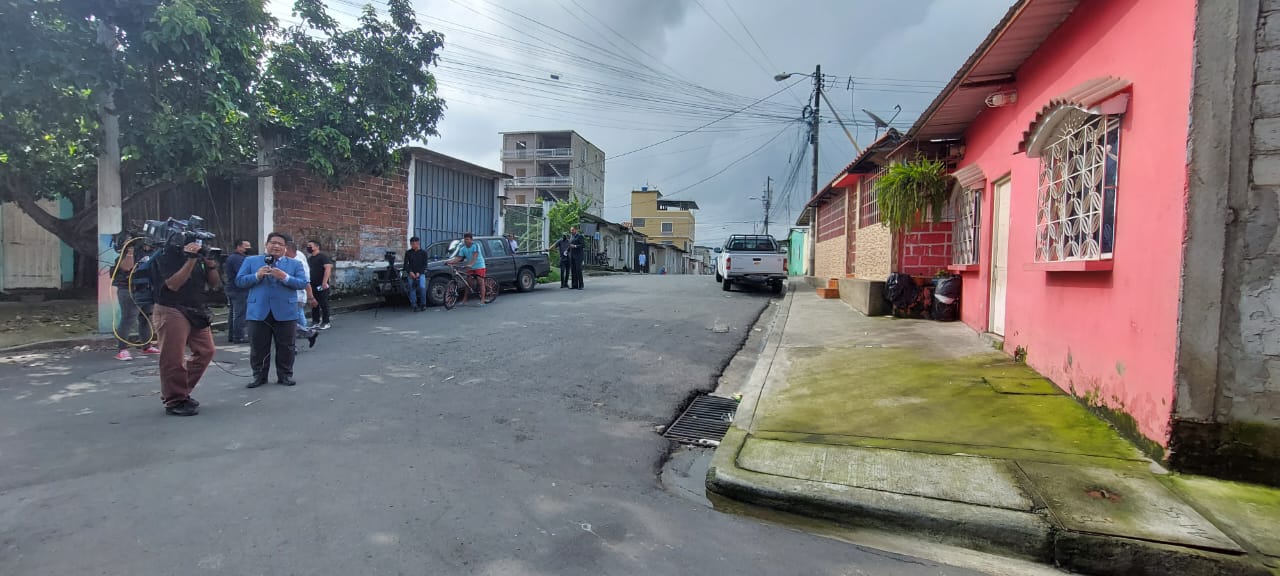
[846,186,858,276]
[816,192,846,242]
[898,221,953,277]
[272,167,408,261]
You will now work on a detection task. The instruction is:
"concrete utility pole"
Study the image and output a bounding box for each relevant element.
[95,20,122,334]
[809,64,821,277]
[762,176,772,236]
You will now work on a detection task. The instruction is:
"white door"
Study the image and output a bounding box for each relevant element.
[2,200,63,289]
[988,178,1011,335]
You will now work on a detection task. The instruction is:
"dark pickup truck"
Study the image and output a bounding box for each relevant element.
[422,236,551,306]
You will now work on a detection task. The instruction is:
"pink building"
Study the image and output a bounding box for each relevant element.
[902,0,1280,484]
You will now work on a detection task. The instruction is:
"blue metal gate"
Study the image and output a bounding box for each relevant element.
[412,159,496,246]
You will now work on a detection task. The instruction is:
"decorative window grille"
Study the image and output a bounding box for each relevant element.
[1035,113,1121,262]
[859,169,885,228]
[952,187,981,265]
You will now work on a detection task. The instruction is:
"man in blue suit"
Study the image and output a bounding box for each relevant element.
[237,231,309,388]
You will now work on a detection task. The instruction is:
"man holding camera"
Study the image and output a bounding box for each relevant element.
[237,232,309,388]
[152,240,222,417]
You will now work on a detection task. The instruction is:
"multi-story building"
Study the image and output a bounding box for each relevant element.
[500,130,605,216]
[629,187,698,252]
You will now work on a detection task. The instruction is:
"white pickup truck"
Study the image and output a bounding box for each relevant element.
[715,234,787,294]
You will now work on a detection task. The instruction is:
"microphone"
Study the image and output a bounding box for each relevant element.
[264,255,276,266]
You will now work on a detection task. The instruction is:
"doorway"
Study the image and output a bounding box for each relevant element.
[989,177,1011,335]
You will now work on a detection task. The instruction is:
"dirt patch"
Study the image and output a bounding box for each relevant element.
[0,300,98,348]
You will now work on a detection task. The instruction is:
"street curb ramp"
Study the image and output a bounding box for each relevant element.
[706,427,1271,576]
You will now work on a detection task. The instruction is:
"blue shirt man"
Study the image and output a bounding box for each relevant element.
[236,232,309,388]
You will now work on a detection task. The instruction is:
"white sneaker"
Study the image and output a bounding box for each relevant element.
[319,322,331,330]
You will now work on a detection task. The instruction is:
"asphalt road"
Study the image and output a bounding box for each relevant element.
[0,275,988,576]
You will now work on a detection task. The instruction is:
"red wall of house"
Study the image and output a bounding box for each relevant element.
[273,167,409,261]
[816,193,846,242]
[898,221,953,277]
[951,0,1195,444]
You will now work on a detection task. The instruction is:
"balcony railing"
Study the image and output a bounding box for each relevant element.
[501,148,572,160]
[504,176,572,187]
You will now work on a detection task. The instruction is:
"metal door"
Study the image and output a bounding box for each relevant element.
[2,200,63,289]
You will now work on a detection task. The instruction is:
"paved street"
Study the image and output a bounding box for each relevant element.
[0,276,986,576]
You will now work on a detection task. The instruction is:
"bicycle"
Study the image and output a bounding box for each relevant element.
[442,265,498,310]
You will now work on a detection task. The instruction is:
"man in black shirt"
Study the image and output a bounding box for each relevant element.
[404,236,429,311]
[553,234,571,288]
[152,241,221,417]
[569,226,586,290]
[306,240,335,329]
[223,239,252,343]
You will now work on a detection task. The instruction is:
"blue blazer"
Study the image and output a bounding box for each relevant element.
[236,255,309,321]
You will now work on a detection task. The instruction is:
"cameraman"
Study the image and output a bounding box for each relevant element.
[152,240,221,417]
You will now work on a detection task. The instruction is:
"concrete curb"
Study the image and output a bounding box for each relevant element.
[0,299,387,355]
[706,428,1270,576]
[706,428,1055,561]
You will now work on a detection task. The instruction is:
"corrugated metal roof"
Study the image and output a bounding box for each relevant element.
[401,146,511,180]
[907,0,1081,142]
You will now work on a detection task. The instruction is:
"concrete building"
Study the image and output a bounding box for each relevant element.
[629,188,698,252]
[500,130,605,216]
[881,0,1279,484]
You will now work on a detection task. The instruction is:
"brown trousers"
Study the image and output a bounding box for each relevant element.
[153,304,216,407]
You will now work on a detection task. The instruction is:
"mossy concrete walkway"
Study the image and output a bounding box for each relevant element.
[708,287,1280,576]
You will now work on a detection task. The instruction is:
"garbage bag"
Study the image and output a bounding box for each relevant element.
[885,272,917,309]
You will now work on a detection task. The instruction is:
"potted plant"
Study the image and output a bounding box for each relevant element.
[874,157,956,234]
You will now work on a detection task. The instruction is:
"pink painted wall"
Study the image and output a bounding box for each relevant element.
[950,0,1195,445]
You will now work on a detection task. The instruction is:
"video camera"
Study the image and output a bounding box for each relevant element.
[140,215,220,259]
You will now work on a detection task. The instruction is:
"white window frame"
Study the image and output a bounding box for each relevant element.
[661,222,674,235]
[952,187,981,266]
[1034,112,1121,262]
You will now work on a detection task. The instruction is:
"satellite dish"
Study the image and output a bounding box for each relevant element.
[861,105,902,138]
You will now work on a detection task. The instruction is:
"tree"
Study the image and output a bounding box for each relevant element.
[546,197,591,267]
[0,0,444,258]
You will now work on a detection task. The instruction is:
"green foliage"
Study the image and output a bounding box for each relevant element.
[546,197,592,266]
[874,157,956,234]
[0,0,445,255]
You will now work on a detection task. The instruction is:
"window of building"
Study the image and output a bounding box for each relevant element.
[633,218,646,228]
[516,140,527,149]
[952,187,981,265]
[661,222,673,235]
[515,194,527,205]
[859,180,881,228]
[515,168,526,178]
[1034,113,1121,262]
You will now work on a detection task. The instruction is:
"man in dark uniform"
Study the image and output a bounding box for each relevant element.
[569,226,586,290]
[553,233,571,288]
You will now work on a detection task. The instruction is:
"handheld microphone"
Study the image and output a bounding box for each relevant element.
[264,255,276,266]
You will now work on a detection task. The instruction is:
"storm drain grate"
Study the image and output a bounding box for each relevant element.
[663,394,739,445]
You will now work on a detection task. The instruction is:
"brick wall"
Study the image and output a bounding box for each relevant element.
[815,193,846,242]
[898,221,954,277]
[854,223,891,280]
[272,166,409,262]
[846,186,859,276]
[814,236,845,280]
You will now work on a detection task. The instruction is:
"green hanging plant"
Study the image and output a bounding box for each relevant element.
[875,157,956,233]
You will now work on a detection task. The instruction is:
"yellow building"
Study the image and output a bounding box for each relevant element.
[629,188,698,252]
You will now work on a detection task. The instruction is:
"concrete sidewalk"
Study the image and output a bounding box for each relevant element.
[708,287,1280,576]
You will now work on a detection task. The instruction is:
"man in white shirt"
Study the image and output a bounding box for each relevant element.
[284,235,319,347]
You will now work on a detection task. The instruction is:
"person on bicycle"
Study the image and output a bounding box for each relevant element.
[446,232,487,306]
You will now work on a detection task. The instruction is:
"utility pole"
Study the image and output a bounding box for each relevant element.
[808,64,821,278]
[762,176,772,236]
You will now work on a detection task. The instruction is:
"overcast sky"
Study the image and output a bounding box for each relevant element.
[275,0,1013,246]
